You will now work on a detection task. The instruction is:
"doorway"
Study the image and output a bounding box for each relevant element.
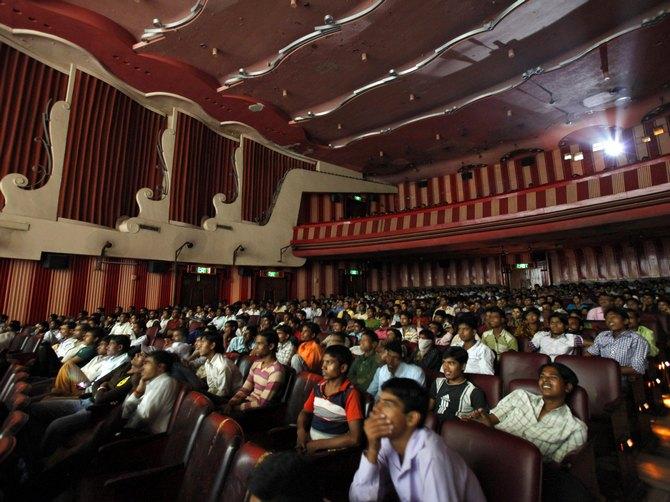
[255,276,290,303]
[338,270,366,296]
[181,273,219,306]
[509,267,548,289]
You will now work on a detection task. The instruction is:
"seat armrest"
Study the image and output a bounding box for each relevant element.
[560,438,600,499]
[95,433,168,471]
[102,463,184,501]
[235,403,285,432]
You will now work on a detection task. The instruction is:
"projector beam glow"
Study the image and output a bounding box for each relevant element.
[603,139,623,157]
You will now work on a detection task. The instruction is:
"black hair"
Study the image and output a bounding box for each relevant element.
[384,340,403,357]
[548,312,568,326]
[433,309,447,318]
[418,328,435,340]
[109,334,131,352]
[147,350,176,373]
[244,325,258,338]
[248,450,321,502]
[353,319,366,330]
[539,362,579,390]
[442,346,469,366]
[604,306,629,320]
[225,320,239,330]
[455,313,478,330]
[331,318,346,327]
[275,323,292,335]
[488,306,505,318]
[303,321,321,335]
[258,329,279,350]
[360,329,379,343]
[522,307,541,320]
[87,327,105,340]
[380,378,429,427]
[203,332,224,352]
[324,344,353,369]
[66,321,77,330]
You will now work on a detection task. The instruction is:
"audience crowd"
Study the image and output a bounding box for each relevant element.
[1,278,669,501]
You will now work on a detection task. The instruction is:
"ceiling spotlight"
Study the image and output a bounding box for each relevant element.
[603,140,623,157]
[324,14,335,25]
[563,153,573,160]
[248,103,264,112]
[507,48,515,58]
[642,136,652,143]
[573,152,584,161]
[653,126,666,136]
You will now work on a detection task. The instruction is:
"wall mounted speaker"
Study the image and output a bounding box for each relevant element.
[147,261,170,273]
[41,253,70,270]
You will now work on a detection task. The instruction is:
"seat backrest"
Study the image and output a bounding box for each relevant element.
[284,372,323,426]
[465,373,502,408]
[0,435,16,467]
[508,379,590,422]
[441,421,542,502]
[237,356,258,382]
[554,354,621,418]
[278,367,296,404]
[146,325,159,344]
[161,391,214,465]
[6,334,26,352]
[218,442,267,502]
[167,384,188,431]
[1,410,29,437]
[499,352,550,393]
[178,413,243,502]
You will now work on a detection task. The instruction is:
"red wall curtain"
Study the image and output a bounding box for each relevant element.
[169,113,238,226]
[59,71,166,228]
[241,138,316,223]
[0,42,68,207]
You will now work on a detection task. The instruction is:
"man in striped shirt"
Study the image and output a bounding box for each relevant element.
[225,330,286,411]
[296,345,363,455]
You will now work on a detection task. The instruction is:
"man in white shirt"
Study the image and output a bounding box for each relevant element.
[110,313,133,337]
[199,332,243,403]
[208,308,228,331]
[367,341,425,397]
[122,350,180,434]
[166,329,192,360]
[529,313,585,361]
[450,318,495,375]
[55,322,84,361]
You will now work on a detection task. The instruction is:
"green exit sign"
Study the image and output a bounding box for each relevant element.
[515,263,530,269]
[348,269,361,276]
[267,270,280,278]
[196,266,213,274]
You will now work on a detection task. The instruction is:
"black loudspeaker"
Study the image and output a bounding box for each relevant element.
[330,194,343,203]
[148,261,170,273]
[531,251,546,262]
[41,253,70,270]
[460,171,473,181]
[418,179,428,188]
[240,268,255,277]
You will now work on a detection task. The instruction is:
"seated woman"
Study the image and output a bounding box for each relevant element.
[465,362,587,463]
[528,313,588,361]
[429,346,488,424]
[409,329,441,373]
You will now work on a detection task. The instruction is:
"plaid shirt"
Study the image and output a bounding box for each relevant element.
[276,340,296,366]
[492,389,587,463]
[587,329,649,375]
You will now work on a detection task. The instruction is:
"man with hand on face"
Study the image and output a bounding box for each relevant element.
[350,378,485,502]
[296,345,363,455]
[122,350,179,434]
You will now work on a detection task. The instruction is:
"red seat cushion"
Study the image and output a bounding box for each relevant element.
[500,352,550,393]
[218,442,267,502]
[465,373,502,408]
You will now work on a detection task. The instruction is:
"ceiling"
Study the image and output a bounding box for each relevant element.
[1,0,669,178]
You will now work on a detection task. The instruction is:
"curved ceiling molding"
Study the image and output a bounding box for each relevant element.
[291,0,527,123]
[327,9,669,150]
[138,0,206,44]
[220,0,387,89]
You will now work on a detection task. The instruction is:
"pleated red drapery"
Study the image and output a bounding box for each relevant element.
[241,138,316,223]
[169,113,238,226]
[0,42,68,208]
[58,71,166,228]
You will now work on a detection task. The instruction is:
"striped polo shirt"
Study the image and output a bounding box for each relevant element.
[303,379,363,439]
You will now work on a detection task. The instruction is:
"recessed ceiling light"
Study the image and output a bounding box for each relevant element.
[653,126,665,136]
[573,152,584,161]
[642,136,652,143]
[563,153,572,160]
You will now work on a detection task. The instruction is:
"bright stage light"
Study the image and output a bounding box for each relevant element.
[603,139,623,157]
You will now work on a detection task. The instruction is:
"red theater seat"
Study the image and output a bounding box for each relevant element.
[441,420,542,502]
[465,373,502,408]
[218,442,267,502]
[500,352,550,394]
[1,410,28,437]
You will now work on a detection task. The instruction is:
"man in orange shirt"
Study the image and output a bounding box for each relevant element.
[291,322,324,373]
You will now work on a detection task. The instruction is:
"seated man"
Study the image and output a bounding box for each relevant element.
[199,332,243,403]
[290,322,324,374]
[450,318,495,375]
[481,307,517,359]
[627,309,659,358]
[225,330,286,411]
[166,328,192,360]
[465,362,587,463]
[275,323,297,366]
[367,341,425,398]
[110,313,133,337]
[429,347,487,424]
[323,331,347,348]
[409,329,441,373]
[348,330,383,393]
[122,350,180,434]
[398,312,418,343]
[52,328,106,396]
[586,294,612,321]
[227,325,256,354]
[350,378,485,502]
[529,313,586,361]
[586,307,648,376]
[296,345,363,455]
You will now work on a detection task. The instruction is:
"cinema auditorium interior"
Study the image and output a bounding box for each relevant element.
[4,1,670,501]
